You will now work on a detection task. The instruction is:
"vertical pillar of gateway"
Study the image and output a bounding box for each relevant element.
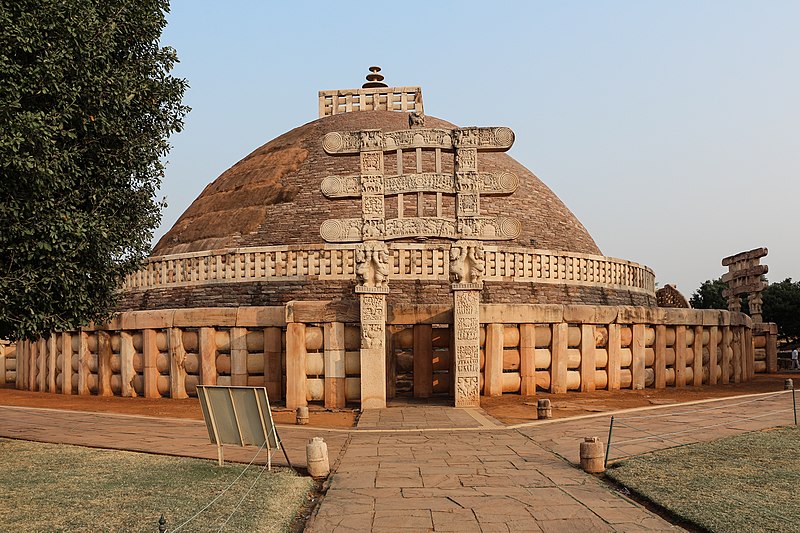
[452,285,481,407]
[356,130,389,409]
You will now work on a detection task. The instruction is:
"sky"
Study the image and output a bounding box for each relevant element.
[158,1,800,297]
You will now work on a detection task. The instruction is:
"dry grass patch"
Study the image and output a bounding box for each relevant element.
[606,426,800,532]
[0,438,313,532]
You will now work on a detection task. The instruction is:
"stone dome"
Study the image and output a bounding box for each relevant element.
[120,87,656,312]
[153,111,601,256]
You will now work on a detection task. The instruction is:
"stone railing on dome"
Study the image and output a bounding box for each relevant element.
[7,304,769,407]
[318,86,423,117]
[121,244,656,294]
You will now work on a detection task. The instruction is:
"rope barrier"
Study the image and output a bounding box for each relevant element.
[171,440,268,532]
[215,457,271,531]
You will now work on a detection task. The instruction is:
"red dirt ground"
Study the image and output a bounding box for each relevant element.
[2,372,797,428]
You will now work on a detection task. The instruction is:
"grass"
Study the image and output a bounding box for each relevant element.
[605,426,800,532]
[0,438,314,532]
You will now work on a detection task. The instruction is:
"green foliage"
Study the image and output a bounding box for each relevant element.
[691,276,800,340]
[689,278,728,310]
[762,278,800,340]
[0,0,188,340]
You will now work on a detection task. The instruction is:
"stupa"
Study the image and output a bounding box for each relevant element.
[6,69,767,408]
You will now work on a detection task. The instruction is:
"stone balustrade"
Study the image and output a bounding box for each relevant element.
[7,303,774,407]
[122,244,656,295]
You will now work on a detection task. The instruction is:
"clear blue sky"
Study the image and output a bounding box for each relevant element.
[159,0,799,296]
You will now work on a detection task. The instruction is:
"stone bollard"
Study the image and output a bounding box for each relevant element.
[785,379,794,391]
[580,437,605,473]
[306,437,330,478]
[296,406,309,425]
[537,398,552,419]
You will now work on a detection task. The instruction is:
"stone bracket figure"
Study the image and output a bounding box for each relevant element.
[450,240,485,289]
[355,240,390,291]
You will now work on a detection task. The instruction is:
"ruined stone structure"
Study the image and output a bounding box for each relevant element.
[722,247,768,322]
[5,69,773,406]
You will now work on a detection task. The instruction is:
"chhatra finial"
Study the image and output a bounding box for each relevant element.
[362,66,388,88]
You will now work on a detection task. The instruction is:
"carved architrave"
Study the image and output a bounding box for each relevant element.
[450,241,486,286]
[453,289,481,407]
[320,216,521,242]
[384,128,453,150]
[321,175,361,197]
[359,130,385,151]
[320,124,520,244]
[324,126,514,155]
[453,127,515,150]
[321,172,519,199]
[322,131,361,154]
[458,217,521,240]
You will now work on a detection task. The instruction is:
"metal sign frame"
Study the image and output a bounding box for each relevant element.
[196,385,291,469]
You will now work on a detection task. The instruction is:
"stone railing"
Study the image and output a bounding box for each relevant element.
[9,303,770,408]
[1,340,16,385]
[318,86,423,117]
[122,244,656,295]
[9,303,362,410]
[388,305,760,399]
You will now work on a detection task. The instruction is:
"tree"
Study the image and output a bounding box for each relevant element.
[691,277,800,341]
[0,1,189,340]
[689,278,728,310]
[762,278,800,341]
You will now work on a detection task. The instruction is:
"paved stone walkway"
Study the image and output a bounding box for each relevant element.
[0,390,794,532]
[0,405,348,469]
[311,429,677,532]
[357,405,502,429]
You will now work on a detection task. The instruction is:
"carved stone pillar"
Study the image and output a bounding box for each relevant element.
[452,289,481,407]
[450,240,485,407]
[358,290,387,409]
[356,239,389,409]
[748,292,763,323]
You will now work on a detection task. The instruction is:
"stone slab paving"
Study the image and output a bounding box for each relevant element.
[358,405,502,429]
[0,405,348,469]
[309,428,679,532]
[1,391,795,532]
[517,390,796,465]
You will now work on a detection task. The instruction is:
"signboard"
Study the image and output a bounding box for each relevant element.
[197,385,289,469]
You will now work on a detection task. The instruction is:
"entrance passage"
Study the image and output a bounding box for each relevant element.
[388,325,452,400]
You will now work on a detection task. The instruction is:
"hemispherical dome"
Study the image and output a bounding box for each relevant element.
[153,111,601,256]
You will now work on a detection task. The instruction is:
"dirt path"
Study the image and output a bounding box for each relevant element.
[481,373,800,424]
[2,372,797,428]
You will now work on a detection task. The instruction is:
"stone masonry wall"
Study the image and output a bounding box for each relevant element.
[118,280,654,312]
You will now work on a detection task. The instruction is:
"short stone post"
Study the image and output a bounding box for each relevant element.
[306,437,330,478]
[537,398,552,419]
[296,406,309,425]
[580,437,605,473]
[785,379,794,391]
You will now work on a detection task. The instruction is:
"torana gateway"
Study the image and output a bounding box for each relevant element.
[4,69,778,408]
